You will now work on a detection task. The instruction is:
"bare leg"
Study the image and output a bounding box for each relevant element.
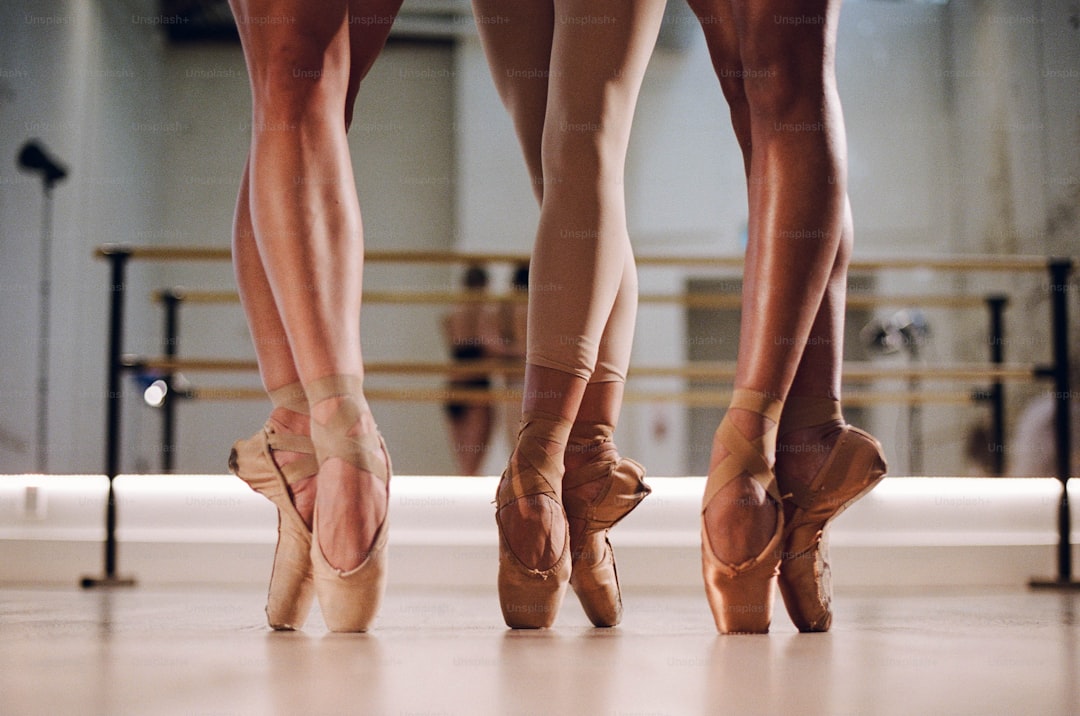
[775,198,852,484]
[690,0,851,398]
[689,0,848,563]
[231,0,400,571]
[233,163,316,526]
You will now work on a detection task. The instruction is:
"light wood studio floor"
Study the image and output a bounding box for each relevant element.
[1,584,1077,716]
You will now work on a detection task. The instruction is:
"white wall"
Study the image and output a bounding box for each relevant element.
[1,0,1076,477]
[0,0,165,474]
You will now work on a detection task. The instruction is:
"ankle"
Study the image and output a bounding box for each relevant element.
[722,406,775,452]
[779,395,842,438]
[775,421,844,487]
[505,411,573,495]
[268,407,310,437]
[507,442,565,481]
[564,441,618,475]
[305,374,370,437]
[312,399,376,436]
[265,409,315,483]
[308,390,386,478]
[709,410,777,475]
[778,421,844,450]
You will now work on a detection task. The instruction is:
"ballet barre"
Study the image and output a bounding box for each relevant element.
[92,245,1076,590]
[97,244,1052,270]
[126,355,1039,382]
[153,287,994,309]
[143,286,1028,476]
[122,358,1026,409]
[177,386,987,408]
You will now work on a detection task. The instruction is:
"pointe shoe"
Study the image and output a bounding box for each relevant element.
[307,375,391,633]
[495,411,573,629]
[563,423,650,627]
[776,397,887,632]
[228,382,318,630]
[701,389,785,634]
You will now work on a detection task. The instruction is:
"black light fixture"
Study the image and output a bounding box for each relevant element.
[861,309,929,359]
[17,139,68,473]
[862,309,930,475]
[18,140,67,190]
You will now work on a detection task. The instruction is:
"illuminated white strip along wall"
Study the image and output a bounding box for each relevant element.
[0,475,1075,587]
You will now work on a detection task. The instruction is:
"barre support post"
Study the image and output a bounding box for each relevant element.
[1031,257,1078,590]
[986,295,1008,476]
[82,246,136,589]
[161,290,181,473]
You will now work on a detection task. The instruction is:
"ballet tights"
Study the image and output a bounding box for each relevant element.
[527,218,638,382]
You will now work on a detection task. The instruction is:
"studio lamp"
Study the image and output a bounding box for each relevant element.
[17,139,68,473]
[861,309,930,474]
[18,140,67,190]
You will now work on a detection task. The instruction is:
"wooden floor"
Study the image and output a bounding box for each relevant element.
[1,583,1077,715]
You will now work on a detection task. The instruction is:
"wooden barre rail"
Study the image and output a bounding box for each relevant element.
[151,288,994,310]
[182,386,981,407]
[126,356,1039,382]
[98,244,1056,272]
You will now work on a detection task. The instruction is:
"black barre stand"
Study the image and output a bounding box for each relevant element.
[82,246,136,589]
[1029,258,1079,590]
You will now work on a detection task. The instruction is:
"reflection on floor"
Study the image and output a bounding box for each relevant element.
[1,584,1077,715]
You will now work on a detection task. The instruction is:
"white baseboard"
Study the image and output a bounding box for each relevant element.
[1,475,1076,588]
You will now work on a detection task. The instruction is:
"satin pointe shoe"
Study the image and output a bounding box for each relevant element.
[776,397,887,632]
[228,382,318,630]
[701,389,785,634]
[562,422,650,627]
[495,411,574,629]
[307,375,391,633]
